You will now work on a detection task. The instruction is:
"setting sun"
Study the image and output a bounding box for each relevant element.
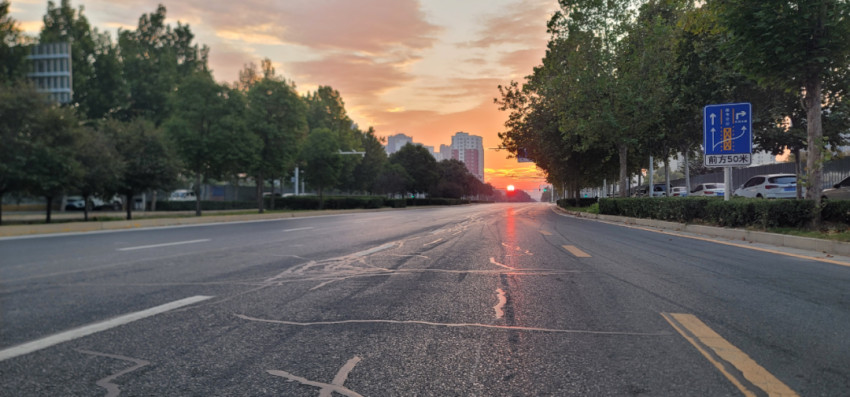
[506,185,515,192]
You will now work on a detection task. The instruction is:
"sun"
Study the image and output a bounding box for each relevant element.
[507,185,515,192]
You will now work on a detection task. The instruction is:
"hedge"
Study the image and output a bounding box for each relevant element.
[597,197,821,229]
[556,198,599,208]
[406,198,470,206]
[153,200,257,211]
[823,200,850,225]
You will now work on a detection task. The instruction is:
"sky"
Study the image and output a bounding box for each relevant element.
[10,0,560,195]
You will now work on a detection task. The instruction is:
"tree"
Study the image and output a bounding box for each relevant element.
[715,0,850,216]
[373,163,410,197]
[304,86,361,191]
[245,77,308,213]
[301,128,342,208]
[102,118,179,220]
[166,72,255,216]
[389,143,438,196]
[1,1,30,85]
[352,127,388,194]
[117,4,208,125]
[40,0,97,115]
[431,159,474,199]
[74,126,124,221]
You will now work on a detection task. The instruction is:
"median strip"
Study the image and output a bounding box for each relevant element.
[661,312,798,397]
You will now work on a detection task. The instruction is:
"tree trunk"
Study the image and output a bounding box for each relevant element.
[269,178,276,210]
[795,148,803,200]
[318,187,325,210]
[804,78,823,227]
[83,194,90,222]
[45,196,53,223]
[664,158,671,196]
[151,190,157,212]
[195,173,202,217]
[618,143,628,197]
[256,172,264,214]
[0,192,3,225]
[125,192,133,220]
[683,151,691,193]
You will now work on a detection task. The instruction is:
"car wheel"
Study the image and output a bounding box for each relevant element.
[756,194,763,198]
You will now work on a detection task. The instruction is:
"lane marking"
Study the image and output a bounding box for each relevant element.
[236,314,669,336]
[563,245,591,258]
[424,238,443,246]
[539,230,552,236]
[554,208,849,267]
[351,242,396,257]
[493,288,507,319]
[117,239,210,251]
[661,313,798,397]
[76,349,151,397]
[0,295,213,362]
[283,227,314,232]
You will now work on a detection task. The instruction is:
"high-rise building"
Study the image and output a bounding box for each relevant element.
[385,133,413,155]
[450,132,484,180]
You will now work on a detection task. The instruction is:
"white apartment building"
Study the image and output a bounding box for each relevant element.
[385,133,413,155]
[450,132,485,181]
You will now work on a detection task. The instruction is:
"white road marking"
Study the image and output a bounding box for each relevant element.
[0,295,213,362]
[117,239,210,251]
[236,314,669,336]
[351,242,396,257]
[268,356,363,397]
[490,257,515,270]
[283,227,314,232]
[424,238,443,246]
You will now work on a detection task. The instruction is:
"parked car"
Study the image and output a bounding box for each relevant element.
[822,176,850,200]
[734,174,801,199]
[65,195,122,210]
[670,186,688,197]
[633,184,667,197]
[690,183,725,197]
[168,189,197,201]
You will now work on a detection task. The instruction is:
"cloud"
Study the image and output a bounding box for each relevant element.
[499,48,547,76]
[289,53,416,102]
[461,0,556,49]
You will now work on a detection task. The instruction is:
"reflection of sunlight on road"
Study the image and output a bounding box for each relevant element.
[505,207,516,267]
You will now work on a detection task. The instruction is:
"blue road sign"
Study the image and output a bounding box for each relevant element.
[703,103,752,167]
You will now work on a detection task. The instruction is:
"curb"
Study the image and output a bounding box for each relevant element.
[556,208,850,258]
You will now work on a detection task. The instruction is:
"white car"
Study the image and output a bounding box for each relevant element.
[168,189,197,201]
[690,183,725,197]
[670,186,688,197]
[822,176,850,200]
[734,174,801,199]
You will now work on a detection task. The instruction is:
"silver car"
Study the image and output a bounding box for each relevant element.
[822,176,850,200]
[690,183,725,197]
[734,174,800,199]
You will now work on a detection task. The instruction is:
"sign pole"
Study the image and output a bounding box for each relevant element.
[724,167,732,201]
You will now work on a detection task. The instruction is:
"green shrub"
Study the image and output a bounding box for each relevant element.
[822,200,850,225]
[154,200,257,211]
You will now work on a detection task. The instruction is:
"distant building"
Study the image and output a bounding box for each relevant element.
[450,132,484,181]
[438,144,452,161]
[27,42,72,104]
[385,133,413,155]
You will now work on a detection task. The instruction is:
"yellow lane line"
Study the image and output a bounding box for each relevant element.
[540,230,552,236]
[563,245,591,258]
[661,313,798,397]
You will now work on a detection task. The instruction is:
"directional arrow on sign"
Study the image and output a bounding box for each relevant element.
[736,111,747,120]
[710,113,716,125]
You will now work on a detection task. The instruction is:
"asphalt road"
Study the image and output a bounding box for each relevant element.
[1,203,848,396]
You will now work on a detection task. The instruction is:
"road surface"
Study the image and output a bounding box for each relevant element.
[1,203,848,396]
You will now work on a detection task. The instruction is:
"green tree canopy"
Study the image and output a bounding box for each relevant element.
[301,127,342,208]
[389,143,438,195]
